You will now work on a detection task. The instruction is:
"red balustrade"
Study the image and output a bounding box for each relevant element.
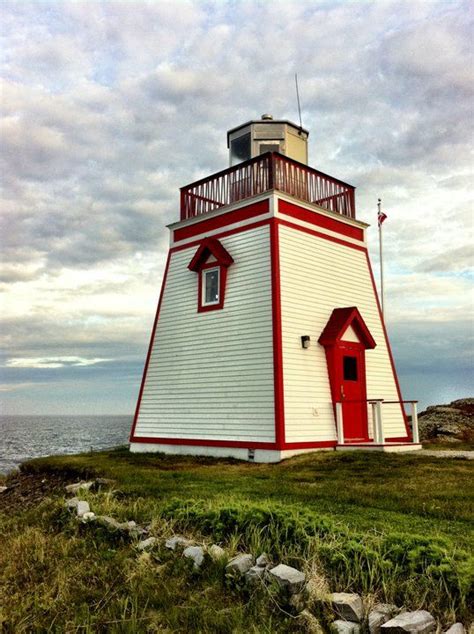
[180,152,356,221]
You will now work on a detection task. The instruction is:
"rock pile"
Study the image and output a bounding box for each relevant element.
[419,399,473,443]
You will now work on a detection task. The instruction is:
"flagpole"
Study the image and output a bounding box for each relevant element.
[378,198,384,317]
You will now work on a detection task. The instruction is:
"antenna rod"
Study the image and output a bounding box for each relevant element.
[295,73,303,129]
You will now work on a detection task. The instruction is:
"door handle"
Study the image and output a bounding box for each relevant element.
[340,385,345,400]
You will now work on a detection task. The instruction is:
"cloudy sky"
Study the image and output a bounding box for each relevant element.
[1,0,472,416]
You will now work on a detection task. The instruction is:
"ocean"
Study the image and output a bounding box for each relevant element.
[0,415,132,474]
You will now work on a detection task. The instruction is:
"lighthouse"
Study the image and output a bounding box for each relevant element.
[129,115,421,462]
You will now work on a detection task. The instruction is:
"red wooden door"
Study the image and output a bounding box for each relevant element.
[338,343,368,442]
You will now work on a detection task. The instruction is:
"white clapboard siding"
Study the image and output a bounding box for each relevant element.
[134,225,276,442]
[279,224,406,443]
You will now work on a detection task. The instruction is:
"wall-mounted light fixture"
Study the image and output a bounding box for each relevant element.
[301,335,311,349]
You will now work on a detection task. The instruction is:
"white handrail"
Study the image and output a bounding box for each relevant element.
[376,400,384,444]
[335,402,344,445]
[411,402,419,444]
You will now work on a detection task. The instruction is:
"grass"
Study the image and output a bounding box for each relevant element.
[1,447,473,632]
[422,441,474,451]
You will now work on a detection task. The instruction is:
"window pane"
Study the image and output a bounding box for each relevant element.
[259,143,280,155]
[343,356,358,381]
[205,269,219,304]
[230,133,251,165]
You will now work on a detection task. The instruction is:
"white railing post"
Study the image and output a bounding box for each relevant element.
[335,402,344,445]
[411,402,419,444]
[376,400,384,444]
[370,402,379,442]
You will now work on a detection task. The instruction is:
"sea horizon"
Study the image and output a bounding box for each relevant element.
[0,414,132,475]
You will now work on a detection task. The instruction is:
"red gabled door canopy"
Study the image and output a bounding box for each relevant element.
[318,306,376,349]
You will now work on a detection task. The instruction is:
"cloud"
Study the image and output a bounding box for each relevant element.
[415,245,473,273]
[5,357,113,369]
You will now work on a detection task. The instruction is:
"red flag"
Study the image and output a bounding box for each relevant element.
[378,211,387,227]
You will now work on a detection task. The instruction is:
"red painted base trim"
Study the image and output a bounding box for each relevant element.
[337,442,413,447]
[129,436,278,450]
[282,440,336,449]
[128,436,338,452]
[278,199,364,241]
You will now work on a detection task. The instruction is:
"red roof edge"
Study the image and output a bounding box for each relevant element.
[318,306,376,349]
[188,237,234,271]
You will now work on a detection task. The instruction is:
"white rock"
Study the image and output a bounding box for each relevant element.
[226,553,254,575]
[183,546,205,569]
[65,497,80,510]
[331,620,361,634]
[369,605,399,634]
[208,544,226,561]
[245,565,266,585]
[165,535,193,550]
[370,612,391,634]
[96,515,132,530]
[97,515,123,530]
[80,511,96,522]
[76,501,90,517]
[381,611,436,634]
[444,625,465,634]
[269,563,306,595]
[330,593,364,623]
[137,537,157,551]
[65,481,94,494]
[0,486,8,493]
[256,553,271,568]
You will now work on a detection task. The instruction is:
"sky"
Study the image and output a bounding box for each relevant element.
[1,0,473,416]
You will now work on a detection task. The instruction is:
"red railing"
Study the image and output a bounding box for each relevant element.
[180,152,356,220]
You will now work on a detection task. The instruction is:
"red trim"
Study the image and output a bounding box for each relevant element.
[174,200,269,242]
[129,252,171,442]
[276,218,367,253]
[365,252,411,438]
[278,200,364,241]
[172,218,272,253]
[128,437,338,451]
[187,237,234,271]
[187,237,233,313]
[129,436,278,449]
[282,440,336,449]
[270,219,285,449]
[319,306,376,349]
[336,441,412,447]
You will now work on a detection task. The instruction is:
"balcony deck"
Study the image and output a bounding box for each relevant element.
[180,152,356,221]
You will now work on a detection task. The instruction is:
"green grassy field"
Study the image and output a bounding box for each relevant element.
[1,447,473,632]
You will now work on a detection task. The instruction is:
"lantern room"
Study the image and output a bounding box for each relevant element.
[227,114,309,166]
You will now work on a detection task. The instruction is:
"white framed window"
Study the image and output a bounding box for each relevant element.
[202,267,220,306]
